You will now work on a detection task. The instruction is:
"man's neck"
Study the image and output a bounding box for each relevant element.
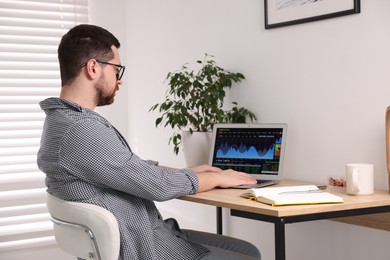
[60,84,97,110]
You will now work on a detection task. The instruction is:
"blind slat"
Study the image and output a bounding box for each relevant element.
[0,221,53,236]
[0,139,41,148]
[0,0,88,12]
[0,52,57,61]
[0,147,40,156]
[0,213,50,226]
[0,43,58,54]
[0,79,60,88]
[0,96,49,104]
[0,155,40,165]
[0,204,48,218]
[0,86,59,95]
[0,121,43,130]
[0,128,42,136]
[0,26,68,37]
[0,172,45,192]
[0,164,40,174]
[0,105,43,113]
[0,188,47,202]
[0,35,61,45]
[0,173,45,184]
[0,236,55,252]
[0,9,88,22]
[0,61,59,70]
[0,117,42,124]
[0,17,88,29]
[0,70,59,79]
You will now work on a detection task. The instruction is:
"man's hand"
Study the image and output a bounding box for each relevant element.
[192,165,257,192]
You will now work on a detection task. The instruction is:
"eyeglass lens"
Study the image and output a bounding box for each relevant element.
[117,67,125,80]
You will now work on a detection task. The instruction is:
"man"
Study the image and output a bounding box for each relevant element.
[37,24,260,260]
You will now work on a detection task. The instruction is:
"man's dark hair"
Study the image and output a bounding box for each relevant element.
[58,24,120,86]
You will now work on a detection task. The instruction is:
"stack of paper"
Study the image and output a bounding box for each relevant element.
[241,185,344,206]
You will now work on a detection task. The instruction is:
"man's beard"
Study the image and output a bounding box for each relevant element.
[95,75,116,107]
[96,89,115,107]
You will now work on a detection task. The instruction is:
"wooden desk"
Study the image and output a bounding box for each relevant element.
[179,180,390,260]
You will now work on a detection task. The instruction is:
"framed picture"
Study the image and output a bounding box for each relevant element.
[265,0,360,29]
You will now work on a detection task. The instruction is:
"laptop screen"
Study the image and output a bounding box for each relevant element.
[209,123,287,181]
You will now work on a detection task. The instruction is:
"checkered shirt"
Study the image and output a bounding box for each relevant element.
[37,98,209,260]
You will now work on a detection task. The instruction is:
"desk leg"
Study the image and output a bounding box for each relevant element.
[216,207,223,235]
[274,219,286,260]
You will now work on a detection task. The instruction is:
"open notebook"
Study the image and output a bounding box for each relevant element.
[241,185,344,206]
[209,123,287,189]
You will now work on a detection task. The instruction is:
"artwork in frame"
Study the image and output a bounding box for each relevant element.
[264,0,361,29]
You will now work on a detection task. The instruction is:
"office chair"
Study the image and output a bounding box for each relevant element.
[46,193,121,260]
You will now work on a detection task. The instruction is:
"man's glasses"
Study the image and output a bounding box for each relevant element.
[81,60,126,80]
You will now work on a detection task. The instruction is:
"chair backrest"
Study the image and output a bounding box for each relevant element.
[46,193,120,260]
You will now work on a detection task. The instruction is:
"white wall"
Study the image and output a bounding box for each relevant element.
[91,0,129,136]
[123,1,390,260]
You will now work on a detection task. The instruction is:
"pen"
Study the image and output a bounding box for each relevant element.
[278,190,323,195]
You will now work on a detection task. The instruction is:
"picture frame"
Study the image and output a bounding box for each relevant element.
[265,0,361,29]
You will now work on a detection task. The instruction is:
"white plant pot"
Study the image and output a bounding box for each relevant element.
[182,131,213,167]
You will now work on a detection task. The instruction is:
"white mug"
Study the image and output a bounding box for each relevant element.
[345,163,374,195]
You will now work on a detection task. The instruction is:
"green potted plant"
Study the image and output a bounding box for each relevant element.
[150,54,257,164]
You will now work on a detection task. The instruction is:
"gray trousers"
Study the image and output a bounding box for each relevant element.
[182,229,261,260]
[77,219,261,260]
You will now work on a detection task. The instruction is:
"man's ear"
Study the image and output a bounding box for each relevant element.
[84,59,100,80]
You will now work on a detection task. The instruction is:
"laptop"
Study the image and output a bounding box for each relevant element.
[208,123,288,189]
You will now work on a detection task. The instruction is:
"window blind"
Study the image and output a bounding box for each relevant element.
[0,0,88,252]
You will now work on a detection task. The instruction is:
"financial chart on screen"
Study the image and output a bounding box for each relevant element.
[211,127,284,175]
